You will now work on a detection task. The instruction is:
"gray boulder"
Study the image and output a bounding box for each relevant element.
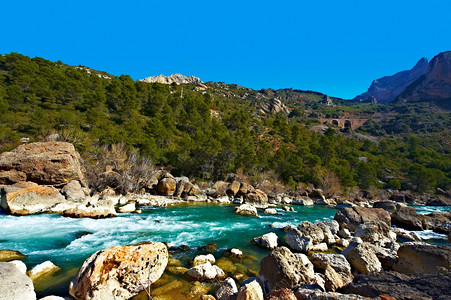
[285,226,312,252]
[393,242,451,274]
[0,262,36,300]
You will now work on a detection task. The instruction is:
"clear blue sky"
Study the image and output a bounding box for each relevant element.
[1,0,450,99]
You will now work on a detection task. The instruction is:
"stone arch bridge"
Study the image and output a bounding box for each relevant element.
[318,118,368,130]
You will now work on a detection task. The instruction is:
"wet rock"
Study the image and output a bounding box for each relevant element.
[282,206,295,212]
[69,241,168,300]
[334,207,391,231]
[216,277,238,300]
[27,261,60,281]
[1,182,67,215]
[0,262,36,300]
[392,242,451,274]
[152,280,183,296]
[391,206,423,231]
[343,242,382,274]
[266,288,297,299]
[236,279,264,300]
[235,204,258,217]
[422,211,451,234]
[426,197,451,206]
[225,248,243,259]
[253,232,278,250]
[0,249,26,262]
[391,227,421,242]
[340,271,451,300]
[285,226,312,252]
[193,254,216,266]
[166,266,188,275]
[0,142,86,186]
[244,189,268,208]
[187,262,221,281]
[216,257,237,273]
[199,243,218,253]
[260,246,315,291]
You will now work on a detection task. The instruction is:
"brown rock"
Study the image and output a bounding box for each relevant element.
[324,265,347,292]
[0,250,26,262]
[391,206,423,231]
[236,182,254,197]
[69,241,168,300]
[236,279,264,300]
[334,207,391,231]
[343,242,382,274]
[0,169,27,184]
[156,177,177,196]
[266,288,296,300]
[244,189,268,207]
[61,180,87,201]
[226,181,241,197]
[0,142,86,186]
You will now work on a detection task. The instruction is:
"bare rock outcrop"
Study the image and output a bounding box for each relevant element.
[69,241,168,300]
[140,74,202,85]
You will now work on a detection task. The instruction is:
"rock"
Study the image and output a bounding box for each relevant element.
[295,288,369,300]
[244,189,268,208]
[39,296,66,300]
[152,280,183,296]
[186,261,218,281]
[319,220,340,235]
[198,243,218,253]
[216,277,238,300]
[392,242,451,274]
[8,260,27,274]
[391,227,421,242]
[373,200,397,213]
[317,222,335,245]
[338,228,351,239]
[343,242,382,274]
[324,265,347,292]
[226,181,241,197]
[236,279,264,300]
[69,241,168,300]
[298,221,325,244]
[141,73,202,85]
[0,142,86,186]
[193,254,216,266]
[0,249,26,261]
[217,195,231,203]
[27,261,60,281]
[166,266,188,275]
[310,243,328,252]
[216,257,237,273]
[210,181,229,197]
[1,182,67,215]
[282,206,294,212]
[334,207,391,231]
[315,198,337,206]
[117,203,136,213]
[236,182,255,197]
[391,206,423,230]
[310,254,352,279]
[235,204,258,217]
[0,262,36,300]
[293,198,314,206]
[215,265,227,279]
[61,180,87,202]
[309,189,326,201]
[421,211,451,234]
[340,271,451,299]
[226,248,243,259]
[354,221,395,246]
[260,246,315,291]
[264,208,278,214]
[156,177,177,196]
[0,169,26,184]
[285,226,312,252]
[253,232,278,250]
[63,196,116,218]
[266,288,297,300]
[426,197,451,206]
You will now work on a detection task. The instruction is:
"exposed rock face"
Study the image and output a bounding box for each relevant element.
[353,57,428,103]
[343,242,382,274]
[373,201,398,213]
[340,271,451,300]
[140,73,203,85]
[216,277,238,300]
[193,254,215,266]
[260,246,315,291]
[391,206,423,230]
[235,204,258,217]
[298,221,325,244]
[226,181,241,197]
[0,142,86,186]
[61,180,87,202]
[1,182,67,215]
[236,279,264,300]
[354,221,395,246]
[392,242,451,274]
[69,242,168,300]
[334,207,391,231]
[401,51,451,101]
[0,262,36,300]
[421,211,451,234]
[8,260,27,274]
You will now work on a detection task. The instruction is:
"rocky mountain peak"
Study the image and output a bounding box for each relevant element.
[140,74,203,85]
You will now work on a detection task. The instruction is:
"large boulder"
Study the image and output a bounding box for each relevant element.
[266,288,297,300]
[297,221,325,244]
[236,279,264,300]
[422,211,451,234]
[343,242,382,274]
[392,242,451,274]
[391,206,423,231]
[372,200,398,213]
[226,181,241,197]
[334,207,391,231]
[253,232,278,250]
[236,182,255,197]
[69,241,168,300]
[1,182,68,215]
[340,271,451,299]
[244,189,268,208]
[63,196,116,218]
[0,262,36,300]
[260,246,315,291]
[156,177,177,196]
[310,253,352,280]
[61,180,87,202]
[285,226,312,253]
[295,289,368,300]
[235,204,258,217]
[354,221,396,246]
[0,142,86,186]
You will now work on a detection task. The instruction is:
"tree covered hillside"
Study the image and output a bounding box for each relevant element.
[0,53,450,195]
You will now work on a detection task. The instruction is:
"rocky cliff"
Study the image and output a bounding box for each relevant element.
[354,57,428,103]
[398,51,451,102]
[140,74,202,85]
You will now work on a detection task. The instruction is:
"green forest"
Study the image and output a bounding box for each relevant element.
[0,53,450,195]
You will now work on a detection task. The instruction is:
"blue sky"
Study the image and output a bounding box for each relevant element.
[1,0,450,99]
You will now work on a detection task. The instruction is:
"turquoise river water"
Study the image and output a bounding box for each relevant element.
[0,203,449,298]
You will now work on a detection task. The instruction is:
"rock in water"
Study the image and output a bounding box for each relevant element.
[69,241,168,300]
[216,277,238,300]
[0,262,36,300]
[0,142,86,186]
[0,249,26,261]
[27,261,60,281]
[253,232,278,250]
[235,204,258,216]
[260,246,315,291]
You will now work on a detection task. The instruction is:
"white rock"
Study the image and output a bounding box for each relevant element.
[27,261,60,281]
[310,242,328,252]
[263,208,277,214]
[8,260,27,274]
[216,277,238,300]
[186,262,217,281]
[117,203,136,213]
[230,248,243,259]
[193,254,215,266]
[253,232,278,250]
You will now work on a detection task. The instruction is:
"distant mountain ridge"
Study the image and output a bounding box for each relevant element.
[140,74,202,85]
[354,57,429,103]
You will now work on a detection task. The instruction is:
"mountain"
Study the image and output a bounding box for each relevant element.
[398,51,451,102]
[354,57,428,103]
[140,73,202,85]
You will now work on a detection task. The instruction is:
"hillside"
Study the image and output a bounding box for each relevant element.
[0,52,450,195]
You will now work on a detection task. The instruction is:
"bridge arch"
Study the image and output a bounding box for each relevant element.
[344,120,352,128]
